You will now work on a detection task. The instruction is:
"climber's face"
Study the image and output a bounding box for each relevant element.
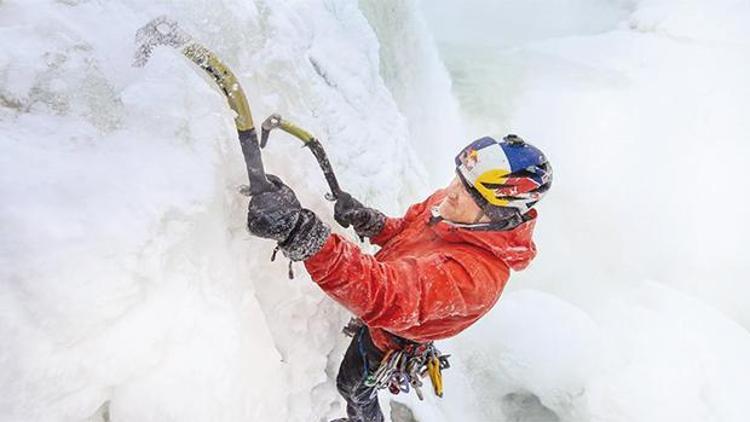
[437,176,489,224]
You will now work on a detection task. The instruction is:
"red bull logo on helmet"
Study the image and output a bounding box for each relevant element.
[455,135,552,214]
[458,148,479,171]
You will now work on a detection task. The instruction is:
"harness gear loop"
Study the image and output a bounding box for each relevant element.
[342,318,364,338]
[365,337,450,400]
[341,319,451,400]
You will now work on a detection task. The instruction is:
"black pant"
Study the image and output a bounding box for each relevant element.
[336,327,385,422]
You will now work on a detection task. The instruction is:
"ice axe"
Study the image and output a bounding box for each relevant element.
[133,16,274,195]
[260,114,366,241]
[133,17,358,240]
[260,113,343,202]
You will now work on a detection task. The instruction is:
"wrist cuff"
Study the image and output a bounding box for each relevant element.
[355,209,386,238]
[281,209,331,261]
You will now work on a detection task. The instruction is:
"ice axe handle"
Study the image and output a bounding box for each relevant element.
[239,129,275,194]
[306,139,343,201]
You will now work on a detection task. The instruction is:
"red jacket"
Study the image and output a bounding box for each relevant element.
[304,190,538,351]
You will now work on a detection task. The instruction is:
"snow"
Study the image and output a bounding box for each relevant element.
[2,0,750,421]
[420,0,750,421]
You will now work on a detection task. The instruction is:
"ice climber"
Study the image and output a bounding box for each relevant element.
[245,135,552,422]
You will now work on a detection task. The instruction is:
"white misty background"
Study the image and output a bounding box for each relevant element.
[1,0,749,421]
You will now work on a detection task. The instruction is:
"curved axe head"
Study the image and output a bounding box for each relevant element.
[133,16,192,67]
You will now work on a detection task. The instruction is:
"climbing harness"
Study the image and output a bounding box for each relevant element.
[365,339,450,400]
[344,319,451,400]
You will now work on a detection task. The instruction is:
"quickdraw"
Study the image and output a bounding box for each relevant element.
[364,340,450,400]
[342,318,450,401]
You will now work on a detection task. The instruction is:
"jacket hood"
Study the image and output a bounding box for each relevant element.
[427,190,538,271]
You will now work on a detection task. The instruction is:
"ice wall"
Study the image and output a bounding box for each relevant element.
[0,0,449,420]
[359,0,465,184]
[4,0,750,421]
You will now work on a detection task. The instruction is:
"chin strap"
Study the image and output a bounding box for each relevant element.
[430,206,525,232]
[471,208,487,224]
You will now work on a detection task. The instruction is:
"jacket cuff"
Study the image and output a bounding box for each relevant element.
[281,209,331,262]
[355,209,386,238]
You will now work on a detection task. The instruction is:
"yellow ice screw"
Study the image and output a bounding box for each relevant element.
[427,356,444,397]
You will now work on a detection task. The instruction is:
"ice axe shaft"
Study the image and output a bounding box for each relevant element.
[133,16,274,195]
[260,115,364,240]
[261,113,343,201]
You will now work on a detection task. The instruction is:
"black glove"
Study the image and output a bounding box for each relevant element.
[247,175,330,261]
[246,175,302,242]
[334,192,386,239]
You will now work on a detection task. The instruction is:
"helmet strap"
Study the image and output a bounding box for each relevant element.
[472,209,486,224]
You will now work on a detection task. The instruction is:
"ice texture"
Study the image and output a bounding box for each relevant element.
[133,16,192,68]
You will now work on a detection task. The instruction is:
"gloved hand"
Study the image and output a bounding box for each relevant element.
[334,192,386,239]
[246,175,330,261]
[246,175,302,242]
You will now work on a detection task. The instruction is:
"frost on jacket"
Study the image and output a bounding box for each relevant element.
[305,190,537,351]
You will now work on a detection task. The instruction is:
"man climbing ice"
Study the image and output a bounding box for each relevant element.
[245,134,552,422]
